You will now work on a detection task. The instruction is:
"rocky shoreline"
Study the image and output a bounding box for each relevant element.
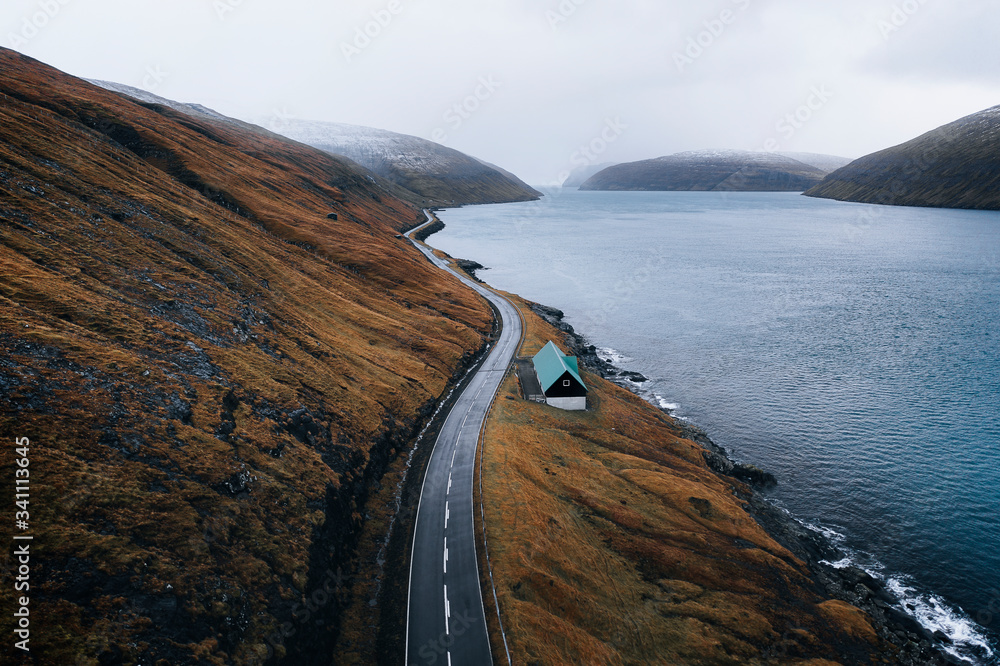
[433,223,969,665]
[528,302,966,666]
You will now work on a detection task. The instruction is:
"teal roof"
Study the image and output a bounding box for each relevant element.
[532,341,587,394]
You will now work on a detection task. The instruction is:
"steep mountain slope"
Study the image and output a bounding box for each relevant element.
[273,119,541,206]
[805,105,1000,210]
[580,150,827,192]
[0,48,492,664]
[87,79,449,208]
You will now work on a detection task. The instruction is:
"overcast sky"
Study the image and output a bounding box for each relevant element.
[4,0,999,185]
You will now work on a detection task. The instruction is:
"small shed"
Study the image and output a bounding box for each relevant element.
[532,341,588,411]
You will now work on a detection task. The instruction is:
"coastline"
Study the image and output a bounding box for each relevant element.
[524,300,970,666]
[417,210,976,663]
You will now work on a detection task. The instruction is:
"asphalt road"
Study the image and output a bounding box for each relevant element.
[404,213,521,666]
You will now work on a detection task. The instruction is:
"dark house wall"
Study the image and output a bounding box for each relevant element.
[543,371,587,398]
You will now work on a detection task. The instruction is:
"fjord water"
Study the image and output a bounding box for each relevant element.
[435,190,1000,663]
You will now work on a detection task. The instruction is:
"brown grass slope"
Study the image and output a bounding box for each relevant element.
[0,48,492,664]
[85,79,528,211]
[480,296,891,665]
[805,105,1000,210]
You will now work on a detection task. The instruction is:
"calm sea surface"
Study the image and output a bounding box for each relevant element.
[435,190,1000,663]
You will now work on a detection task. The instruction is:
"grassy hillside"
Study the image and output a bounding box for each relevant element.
[0,48,492,664]
[87,79,448,212]
[477,296,926,665]
[805,105,1000,210]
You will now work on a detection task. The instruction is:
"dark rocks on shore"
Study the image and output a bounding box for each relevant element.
[405,216,488,282]
[531,301,778,493]
[532,304,575,333]
[528,300,963,666]
[732,463,777,489]
[454,258,487,282]
[413,219,445,242]
[616,370,649,383]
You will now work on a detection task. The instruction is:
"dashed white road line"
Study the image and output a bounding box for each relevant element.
[406,212,517,664]
[444,584,451,635]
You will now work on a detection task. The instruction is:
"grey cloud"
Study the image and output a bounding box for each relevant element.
[2,0,997,185]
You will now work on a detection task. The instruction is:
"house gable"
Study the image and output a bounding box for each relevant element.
[532,341,587,397]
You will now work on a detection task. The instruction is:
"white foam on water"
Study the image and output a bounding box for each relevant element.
[594,347,683,417]
[821,556,854,570]
[655,394,679,411]
[801,520,848,545]
[596,346,632,364]
[886,577,996,663]
[804,519,996,664]
[590,347,998,664]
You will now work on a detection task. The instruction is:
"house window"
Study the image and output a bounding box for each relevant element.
[563,380,571,387]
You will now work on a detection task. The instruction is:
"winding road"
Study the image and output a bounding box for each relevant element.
[404,212,521,666]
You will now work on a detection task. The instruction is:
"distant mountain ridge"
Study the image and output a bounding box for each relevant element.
[806,105,1000,210]
[88,80,540,207]
[580,149,831,192]
[89,79,270,134]
[272,119,541,206]
[87,79,422,207]
[777,152,853,173]
[562,162,617,188]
